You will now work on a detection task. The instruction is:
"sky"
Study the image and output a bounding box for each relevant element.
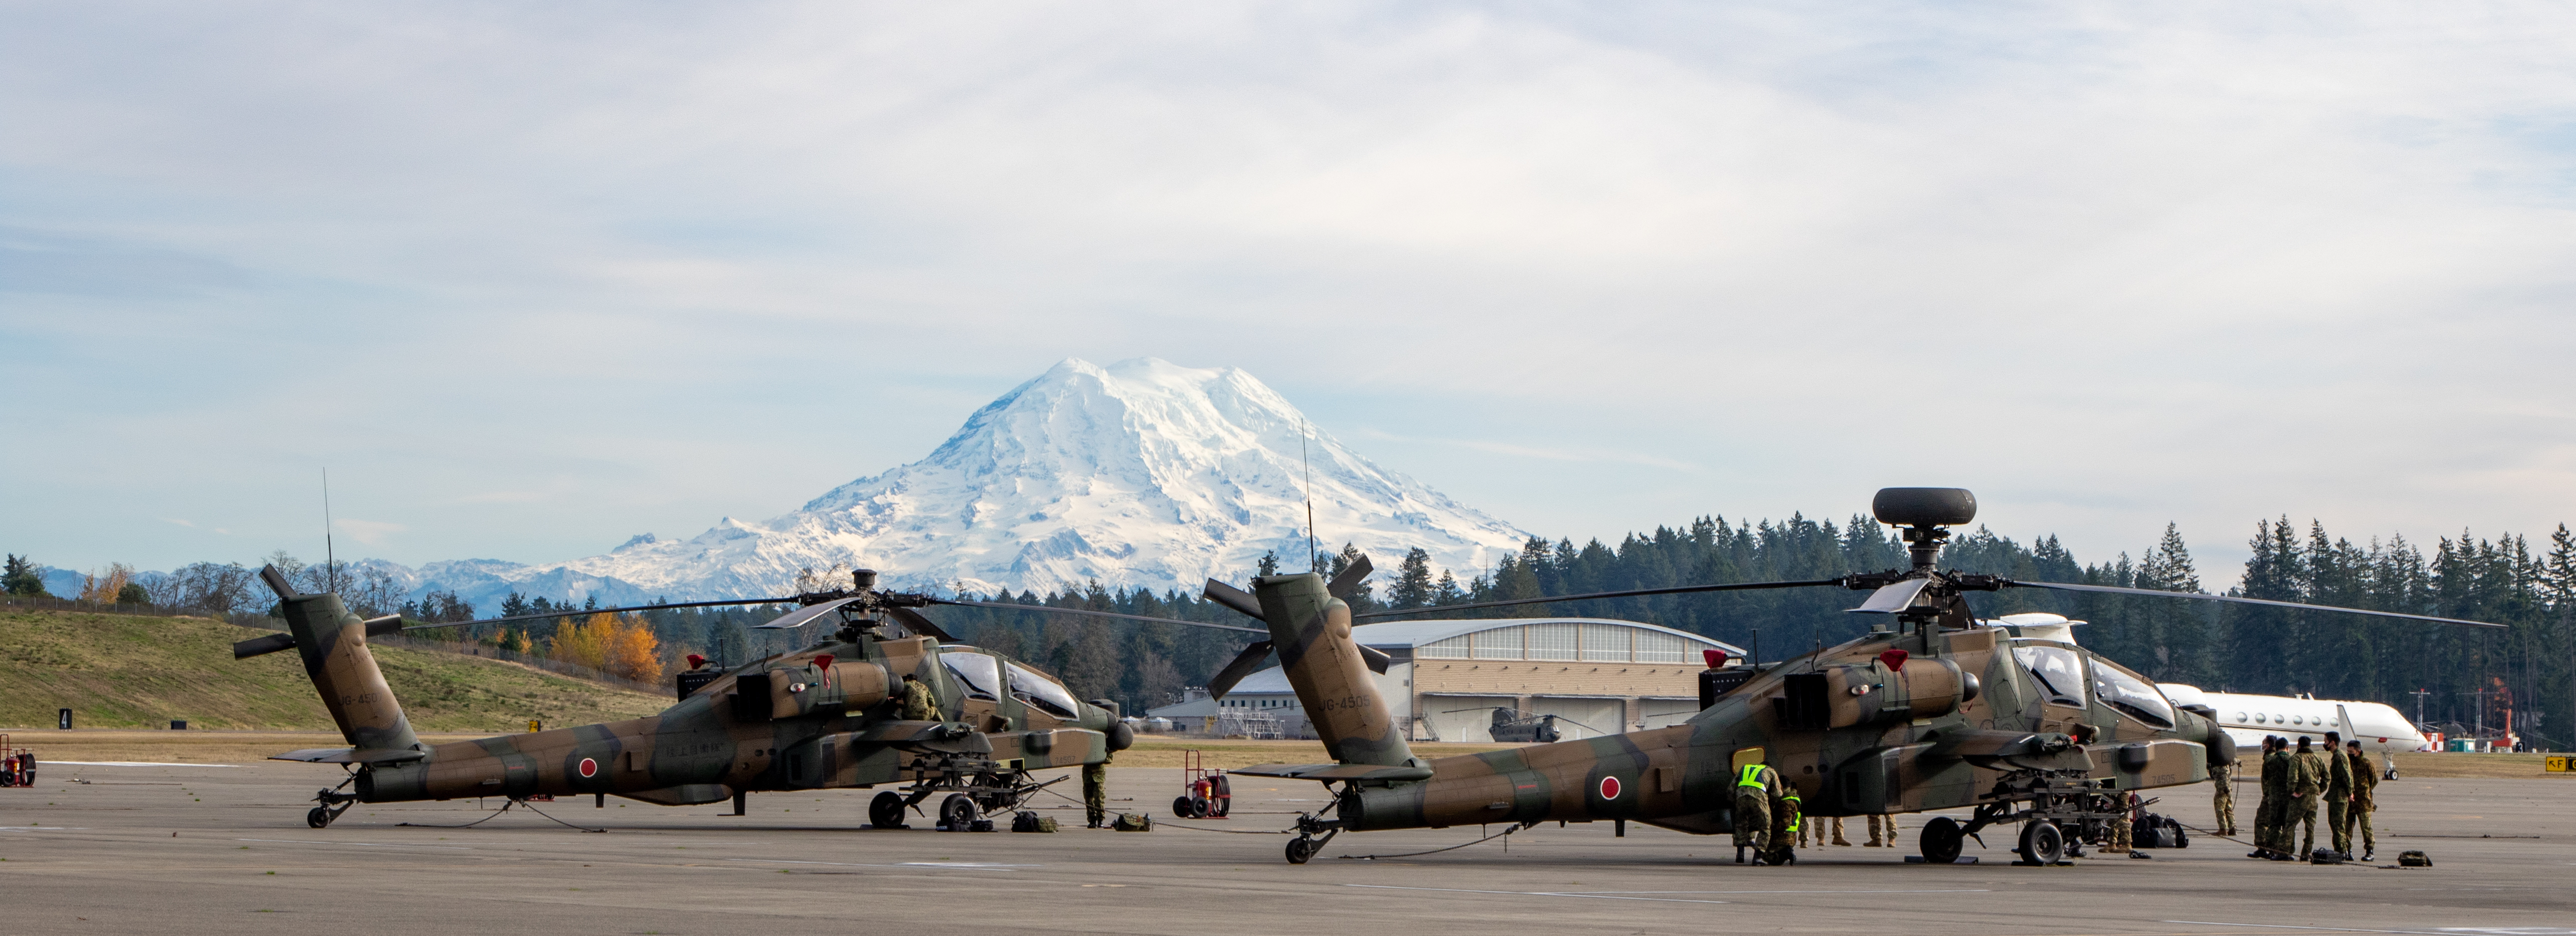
[6,2,2574,583]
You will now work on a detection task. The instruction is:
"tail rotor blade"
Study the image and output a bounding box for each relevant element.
[1358,643,1393,675]
[1326,554,1374,602]
[232,632,297,660]
[1202,579,1266,622]
[1207,641,1274,700]
[885,605,955,642]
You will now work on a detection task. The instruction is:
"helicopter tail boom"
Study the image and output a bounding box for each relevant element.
[1243,571,1418,770]
[260,565,425,759]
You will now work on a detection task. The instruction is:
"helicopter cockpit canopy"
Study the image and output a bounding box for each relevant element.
[2012,644,2087,707]
[941,651,1002,701]
[1006,661,1082,718]
[2089,660,2175,727]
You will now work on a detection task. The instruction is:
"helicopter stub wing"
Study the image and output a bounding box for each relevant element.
[269,747,428,765]
[1229,762,1434,782]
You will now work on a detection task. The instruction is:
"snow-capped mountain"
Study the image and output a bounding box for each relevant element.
[400,358,1529,606]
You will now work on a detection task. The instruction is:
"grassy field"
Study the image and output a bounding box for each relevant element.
[2386,750,2576,778]
[1116,739,1516,769]
[0,608,671,734]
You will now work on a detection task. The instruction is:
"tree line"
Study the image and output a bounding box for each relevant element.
[13,510,2568,745]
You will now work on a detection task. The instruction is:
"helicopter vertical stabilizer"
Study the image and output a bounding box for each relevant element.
[263,566,424,758]
[1246,571,1418,768]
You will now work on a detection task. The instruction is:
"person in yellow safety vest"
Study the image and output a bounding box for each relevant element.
[1768,787,1803,866]
[1732,762,1783,865]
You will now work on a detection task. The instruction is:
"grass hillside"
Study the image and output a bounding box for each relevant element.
[0,609,672,733]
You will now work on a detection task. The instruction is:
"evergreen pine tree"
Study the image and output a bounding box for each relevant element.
[1389,548,1435,609]
[4,554,48,597]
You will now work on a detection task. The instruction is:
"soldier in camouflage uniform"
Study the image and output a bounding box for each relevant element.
[2322,731,2354,857]
[2290,736,2326,856]
[1732,761,1781,864]
[1083,756,1110,828]
[2344,740,2377,860]
[1866,814,1896,847]
[899,673,937,722]
[2255,736,2289,858]
[1767,787,1802,866]
[2211,758,2238,837]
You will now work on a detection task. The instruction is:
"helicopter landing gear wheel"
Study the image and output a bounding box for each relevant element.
[306,806,334,829]
[1918,815,1964,864]
[2017,819,2065,866]
[870,791,907,829]
[1285,835,1317,864]
[939,793,978,831]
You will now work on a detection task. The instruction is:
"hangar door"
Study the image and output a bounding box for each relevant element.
[1640,698,1699,731]
[1531,697,1626,740]
[1422,695,1518,742]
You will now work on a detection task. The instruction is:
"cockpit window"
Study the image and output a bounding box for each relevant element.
[1005,661,1082,719]
[2091,661,2176,727]
[2012,645,2086,705]
[940,652,1001,701]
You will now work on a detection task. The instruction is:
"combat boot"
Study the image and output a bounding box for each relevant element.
[1735,846,1747,864]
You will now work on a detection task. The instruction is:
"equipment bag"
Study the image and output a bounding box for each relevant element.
[2398,850,2431,867]
[1113,812,1153,832]
[1011,811,1058,833]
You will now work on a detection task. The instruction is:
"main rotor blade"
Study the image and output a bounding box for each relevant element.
[1326,554,1374,602]
[884,605,955,642]
[400,596,798,632]
[754,595,864,629]
[1354,578,1843,620]
[2004,580,2506,629]
[1207,641,1275,700]
[931,599,1268,634]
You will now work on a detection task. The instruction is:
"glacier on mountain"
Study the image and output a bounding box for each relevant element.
[378,358,1529,607]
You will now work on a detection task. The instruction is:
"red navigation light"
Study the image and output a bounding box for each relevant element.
[1877,649,1909,671]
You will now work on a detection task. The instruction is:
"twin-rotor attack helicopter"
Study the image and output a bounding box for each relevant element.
[1187,488,2502,865]
[233,566,1250,830]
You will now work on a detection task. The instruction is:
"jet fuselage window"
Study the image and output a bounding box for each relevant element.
[1005,661,1082,719]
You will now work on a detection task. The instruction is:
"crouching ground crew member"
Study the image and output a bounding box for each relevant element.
[2291,736,2326,856]
[2345,739,2378,861]
[899,673,936,722]
[1732,760,1782,864]
[2324,731,2354,857]
[1767,786,1803,866]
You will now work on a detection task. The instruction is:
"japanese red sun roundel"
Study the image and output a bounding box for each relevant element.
[1598,776,1620,800]
[578,757,598,778]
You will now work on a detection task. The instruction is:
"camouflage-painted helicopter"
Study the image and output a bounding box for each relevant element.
[1186,488,2502,865]
[233,565,1249,830]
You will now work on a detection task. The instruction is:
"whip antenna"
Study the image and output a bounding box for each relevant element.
[1301,418,1318,573]
[323,467,337,592]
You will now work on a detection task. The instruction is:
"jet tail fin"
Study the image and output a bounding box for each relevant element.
[1237,568,1417,769]
[259,565,423,756]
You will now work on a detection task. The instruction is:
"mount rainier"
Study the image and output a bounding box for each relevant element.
[371,358,1530,609]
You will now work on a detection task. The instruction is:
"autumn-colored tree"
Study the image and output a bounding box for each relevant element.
[78,563,137,602]
[551,612,664,684]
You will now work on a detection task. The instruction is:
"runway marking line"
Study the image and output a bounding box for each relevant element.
[236,838,469,850]
[2167,921,2576,935]
[725,859,1034,871]
[43,761,239,768]
[1346,884,1728,904]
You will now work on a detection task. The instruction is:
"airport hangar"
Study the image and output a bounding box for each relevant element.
[1149,617,1744,742]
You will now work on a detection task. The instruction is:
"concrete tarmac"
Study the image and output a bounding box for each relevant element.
[3,761,2570,935]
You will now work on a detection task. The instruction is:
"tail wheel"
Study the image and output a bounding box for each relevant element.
[1285,835,1317,864]
[869,791,906,829]
[939,793,978,831]
[305,806,334,829]
[2017,819,2065,865]
[1918,815,1964,864]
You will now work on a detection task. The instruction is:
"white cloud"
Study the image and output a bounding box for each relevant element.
[5,2,2574,575]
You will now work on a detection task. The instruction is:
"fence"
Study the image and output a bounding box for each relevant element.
[4,595,669,697]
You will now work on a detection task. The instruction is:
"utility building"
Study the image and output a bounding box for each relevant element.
[1150,617,1742,742]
